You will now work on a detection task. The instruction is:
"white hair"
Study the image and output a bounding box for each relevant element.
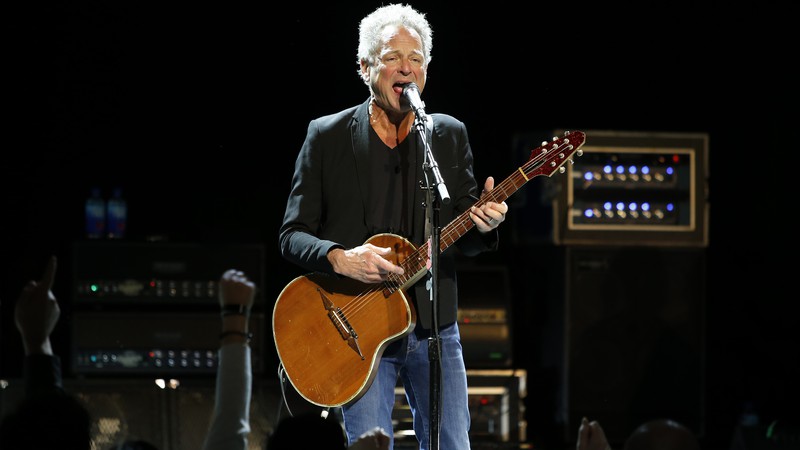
[356,3,432,76]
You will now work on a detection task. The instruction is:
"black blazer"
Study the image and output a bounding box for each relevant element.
[279,97,498,329]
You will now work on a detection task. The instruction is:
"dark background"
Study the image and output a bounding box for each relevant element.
[1,2,795,449]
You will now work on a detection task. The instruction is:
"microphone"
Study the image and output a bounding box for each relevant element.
[402,82,426,116]
[403,82,450,204]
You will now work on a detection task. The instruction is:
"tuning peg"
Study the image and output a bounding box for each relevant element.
[559,166,566,173]
[577,149,584,156]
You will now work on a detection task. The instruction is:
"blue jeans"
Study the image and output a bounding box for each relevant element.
[341,322,471,450]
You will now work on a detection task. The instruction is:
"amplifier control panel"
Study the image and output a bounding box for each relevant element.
[553,130,709,247]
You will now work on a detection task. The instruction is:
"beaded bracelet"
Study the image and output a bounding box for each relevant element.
[219,330,253,341]
[221,304,250,317]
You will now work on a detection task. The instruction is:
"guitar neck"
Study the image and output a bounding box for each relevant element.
[439,168,527,249]
[403,168,527,279]
[394,130,584,289]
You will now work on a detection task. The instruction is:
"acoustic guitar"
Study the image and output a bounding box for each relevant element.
[273,130,585,407]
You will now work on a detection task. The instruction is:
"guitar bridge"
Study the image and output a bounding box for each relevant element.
[319,289,364,360]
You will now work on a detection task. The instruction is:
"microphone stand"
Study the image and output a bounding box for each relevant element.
[411,111,447,450]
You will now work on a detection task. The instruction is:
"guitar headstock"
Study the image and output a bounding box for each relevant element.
[523,130,585,179]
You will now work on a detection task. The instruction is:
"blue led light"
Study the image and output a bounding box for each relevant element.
[603,165,612,174]
[628,166,637,174]
[616,165,625,174]
[584,209,593,218]
[604,202,612,210]
[642,202,651,211]
[629,202,638,211]
[667,203,674,211]
[584,171,593,181]
[666,166,674,175]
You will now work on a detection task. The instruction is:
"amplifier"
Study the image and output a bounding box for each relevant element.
[69,241,267,376]
[71,241,266,308]
[457,264,513,368]
[393,369,527,444]
[459,309,512,369]
[71,312,266,375]
[551,130,709,246]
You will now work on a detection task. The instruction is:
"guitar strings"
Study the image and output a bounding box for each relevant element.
[335,136,572,324]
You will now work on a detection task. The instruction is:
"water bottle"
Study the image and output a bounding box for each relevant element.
[85,187,106,239]
[107,187,128,239]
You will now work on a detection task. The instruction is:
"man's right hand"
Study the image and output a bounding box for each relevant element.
[328,244,404,284]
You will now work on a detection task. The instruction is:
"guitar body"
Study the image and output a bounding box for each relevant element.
[273,130,586,408]
[272,234,419,407]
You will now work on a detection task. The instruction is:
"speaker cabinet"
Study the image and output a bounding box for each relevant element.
[0,378,280,449]
[560,246,706,445]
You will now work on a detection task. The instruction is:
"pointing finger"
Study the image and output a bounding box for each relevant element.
[39,255,57,290]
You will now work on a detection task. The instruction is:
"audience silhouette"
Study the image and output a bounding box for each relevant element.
[577,416,701,450]
[0,255,92,450]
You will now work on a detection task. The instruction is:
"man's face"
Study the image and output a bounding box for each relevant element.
[362,25,427,120]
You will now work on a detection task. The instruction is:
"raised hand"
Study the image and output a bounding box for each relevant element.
[14,256,59,355]
[577,417,613,450]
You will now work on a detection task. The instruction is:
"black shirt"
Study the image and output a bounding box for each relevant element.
[366,127,418,240]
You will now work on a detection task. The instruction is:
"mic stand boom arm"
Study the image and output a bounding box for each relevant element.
[412,112,450,205]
